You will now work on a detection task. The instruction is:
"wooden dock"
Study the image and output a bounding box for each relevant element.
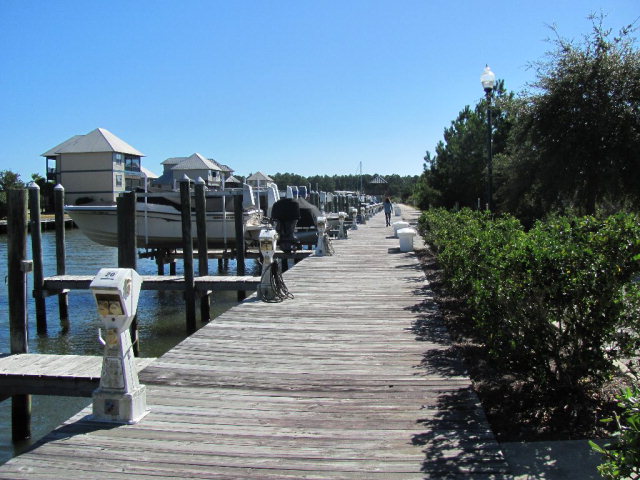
[0,355,155,402]
[0,206,511,479]
[42,274,262,294]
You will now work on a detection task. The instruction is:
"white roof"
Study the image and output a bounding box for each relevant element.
[247,171,273,182]
[225,175,241,183]
[41,135,83,157]
[161,156,185,165]
[171,153,221,171]
[41,128,144,157]
[370,174,388,184]
[140,166,159,178]
[209,158,232,173]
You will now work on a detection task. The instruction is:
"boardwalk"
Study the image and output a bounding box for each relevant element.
[0,206,511,479]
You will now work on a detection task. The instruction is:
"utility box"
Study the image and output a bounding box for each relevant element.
[90,268,147,424]
[91,268,142,333]
[394,206,402,216]
[397,227,417,252]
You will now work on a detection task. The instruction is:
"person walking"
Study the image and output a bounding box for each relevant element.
[383,197,393,227]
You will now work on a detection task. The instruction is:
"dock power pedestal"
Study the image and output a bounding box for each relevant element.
[315,216,332,256]
[90,268,148,424]
[258,228,278,301]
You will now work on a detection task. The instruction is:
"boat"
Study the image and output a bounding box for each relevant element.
[65,185,265,249]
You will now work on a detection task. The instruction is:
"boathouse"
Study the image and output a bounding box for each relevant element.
[246,171,273,188]
[367,173,389,197]
[42,128,146,206]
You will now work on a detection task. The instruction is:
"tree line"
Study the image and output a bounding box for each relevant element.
[0,171,51,218]
[414,14,640,226]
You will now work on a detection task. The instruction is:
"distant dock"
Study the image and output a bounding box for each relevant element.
[0,216,75,234]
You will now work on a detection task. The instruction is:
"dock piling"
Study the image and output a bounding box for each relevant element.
[195,180,211,323]
[28,183,47,334]
[180,178,197,333]
[117,191,140,356]
[54,185,69,329]
[117,191,137,269]
[233,194,246,301]
[7,189,32,441]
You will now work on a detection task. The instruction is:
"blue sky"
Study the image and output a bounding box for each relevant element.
[0,0,638,181]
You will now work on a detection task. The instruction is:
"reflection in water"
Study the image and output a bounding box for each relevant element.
[0,228,258,464]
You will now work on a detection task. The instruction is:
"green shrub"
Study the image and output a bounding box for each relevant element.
[419,210,640,398]
[590,387,640,479]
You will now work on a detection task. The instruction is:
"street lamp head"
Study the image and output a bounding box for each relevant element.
[480,65,496,93]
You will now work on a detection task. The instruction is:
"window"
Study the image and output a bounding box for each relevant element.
[124,155,140,172]
[126,177,141,190]
[114,153,123,166]
[115,174,123,187]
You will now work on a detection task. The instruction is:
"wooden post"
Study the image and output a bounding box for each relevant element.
[117,191,137,269]
[8,189,31,441]
[28,183,47,334]
[234,193,246,301]
[117,191,139,356]
[180,177,197,333]
[195,179,210,323]
[156,249,165,275]
[54,185,69,329]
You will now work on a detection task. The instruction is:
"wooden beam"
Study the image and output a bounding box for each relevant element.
[43,275,261,293]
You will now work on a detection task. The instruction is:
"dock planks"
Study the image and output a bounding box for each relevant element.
[42,275,261,294]
[0,206,511,479]
[0,354,155,400]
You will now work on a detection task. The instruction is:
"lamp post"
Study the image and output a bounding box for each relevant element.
[480,65,496,211]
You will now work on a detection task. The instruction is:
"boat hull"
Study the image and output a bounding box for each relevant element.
[66,205,262,249]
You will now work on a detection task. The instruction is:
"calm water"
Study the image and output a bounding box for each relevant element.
[0,228,260,465]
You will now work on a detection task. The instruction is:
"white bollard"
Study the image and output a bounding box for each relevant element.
[392,221,409,238]
[397,227,416,252]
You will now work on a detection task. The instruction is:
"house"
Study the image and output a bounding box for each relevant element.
[42,128,146,205]
[172,153,222,186]
[246,171,273,188]
[153,153,232,189]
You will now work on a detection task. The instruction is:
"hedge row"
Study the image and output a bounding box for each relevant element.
[418,208,640,398]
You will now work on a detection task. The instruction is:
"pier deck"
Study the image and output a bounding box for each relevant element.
[0,206,510,479]
[43,274,262,294]
[0,354,155,401]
